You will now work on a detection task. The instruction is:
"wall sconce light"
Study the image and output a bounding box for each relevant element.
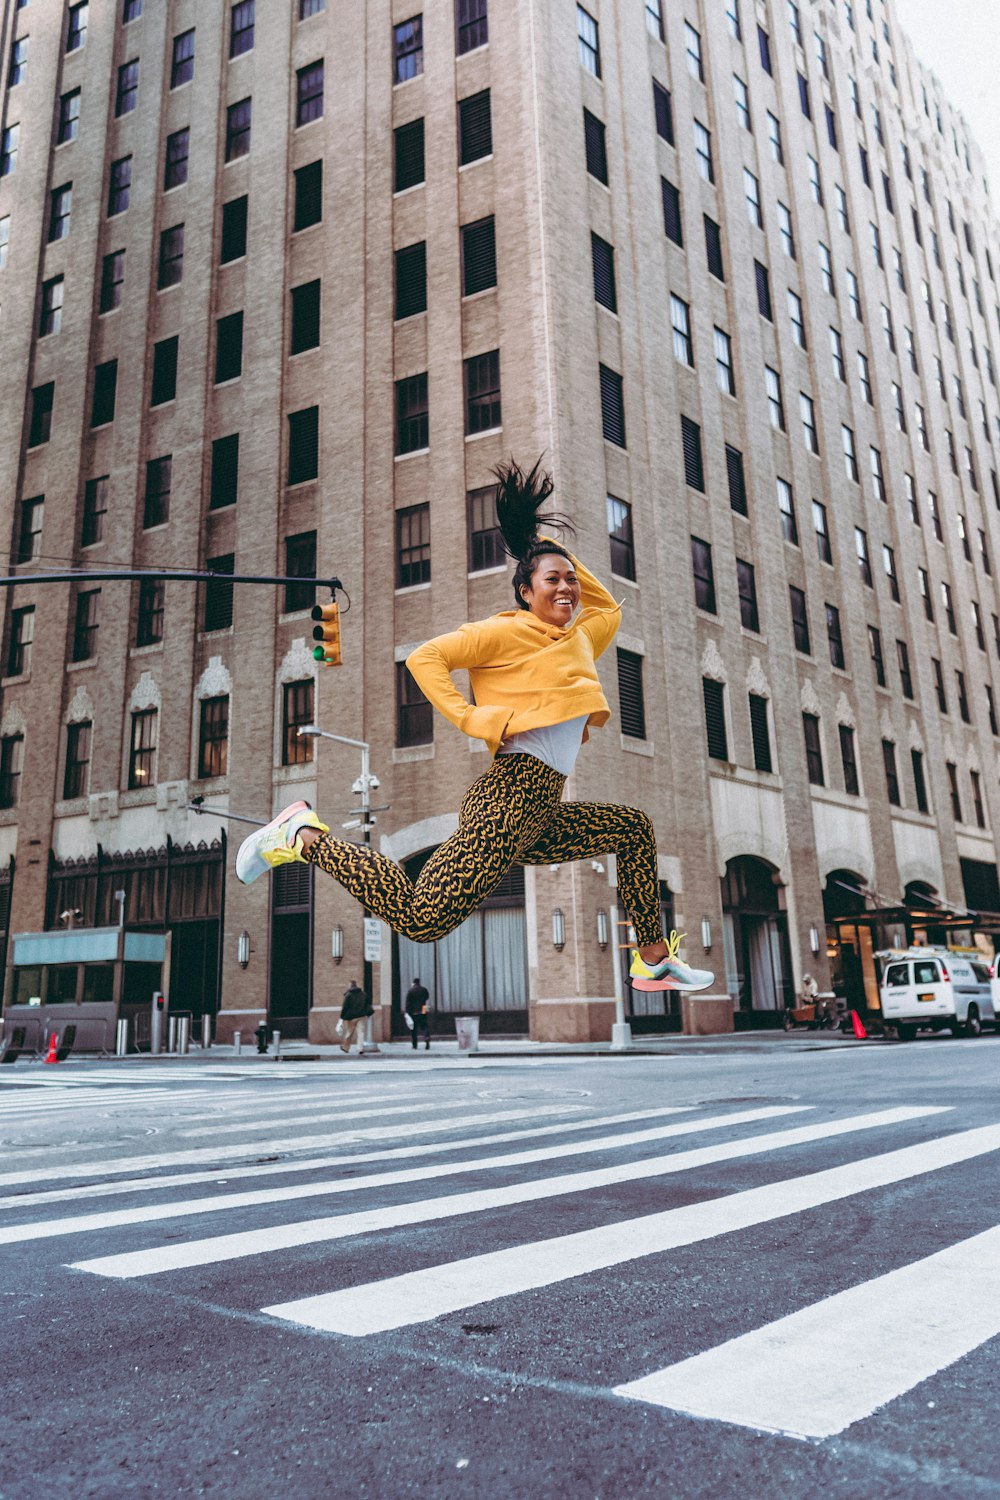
[809,925,821,955]
[551,908,566,952]
[237,930,251,970]
[700,917,712,952]
[331,925,344,964]
[596,908,609,950]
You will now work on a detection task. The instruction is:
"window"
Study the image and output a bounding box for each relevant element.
[829,327,846,381]
[703,680,728,761]
[296,61,323,125]
[16,497,43,563]
[605,496,635,581]
[917,567,933,620]
[225,98,251,161]
[790,585,810,653]
[396,664,432,748]
[662,178,683,245]
[733,75,751,132]
[797,72,811,119]
[577,5,600,76]
[395,375,428,455]
[691,537,716,613]
[835,184,850,234]
[203,555,234,632]
[956,670,971,724]
[980,531,991,576]
[803,714,824,786]
[987,685,999,737]
[652,81,673,145]
[869,446,885,502]
[39,276,63,336]
[681,416,704,491]
[599,364,624,447]
[737,559,759,632]
[57,89,80,144]
[646,0,664,39]
[465,350,501,435]
[617,650,646,740]
[221,195,248,261]
[693,121,713,183]
[280,680,314,764]
[670,295,692,365]
[788,0,802,42]
[870,221,883,268]
[81,475,107,546]
[215,312,243,383]
[859,145,870,188]
[855,351,872,405]
[171,30,194,88]
[291,279,322,351]
[457,0,489,53]
[915,403,929,451]
[9,35,27,87]
[946,763,962,822]
[941,581,957,635]
[846,267,861,320]
[151,337,178,406]
[704,217,724,281]
[465,217,497,296]
[764,366,784,430]
[396,504,430,588]
[813,501,832,563]
[0,125,18,179]
[754,261,772,320]
[584,110,607,184]
[765,113,782,169]
[777,478,798,544]
[91,360,117,427]
[208,434,239,511]
[127,709,157,789]
[135,578,164,648]
[63,722,91,801]
[116,59,138,116]
[788,290,806,348]
[826,604,845,668]
[458,89,492,164]
[905,473,920,528]
[684,22,703,83]
[144,456,171,528]
[0,736,23,809]
[818,242,834,295]
[882,544,899,601]
[758,26,772,73]
[468,486,503,572]
[284,531,316,612]
[726,446,747,516]
[66,2,87,52]
[911,749,929,813]
[198,697,229,779]
[881,303,895,353]
[807,154,822,206]
[28,383,54,447]
[230,1,254,57]
[892,384,906,432]
[897,639,914,699]
[107,156,131,216]
[749,694,772,772]
[778,202,795,258]
[394,119,424,192]
[972,601,986,652]
[971,771,987,829]
[840,725,859,795]
[932,658,948,713]
[715,328,735,395]
[882,740,900,806]
[157,225,184,289]
[854,527,872,586]
[6,606,33,677]
[288,406,319,482]
[72,588,100,661]
[842,425,858,482]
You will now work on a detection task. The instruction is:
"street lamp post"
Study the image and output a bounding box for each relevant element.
[297,724,381,1052]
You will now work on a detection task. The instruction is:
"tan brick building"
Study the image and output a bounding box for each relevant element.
[1,0,999,1043]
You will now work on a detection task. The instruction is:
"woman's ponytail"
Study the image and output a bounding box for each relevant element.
[491,458,576,610]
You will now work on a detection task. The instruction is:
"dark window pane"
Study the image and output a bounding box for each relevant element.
[198,697,229,778]
[284,531,317,612]
[394,119,425,192]
[143,456,171,528]
[163,128,188,190]
[226,98,251,161]
[290,279,321,352]
[749,694,772,771]
[283,680,314,765]
[755,259,773,319]
[464,350,501,435]
[63,721,91,800]
[221,195,248,261]
[599,365,625,447]
[591,233,617,312]
[704,216,724,280]
[81,475,108,546]
[691,536,716,613]
[607,496,635,580]
[230,1,254,57]
[210,434,239,509]
[468,486,504,571]
[393,16,423,84]
[662,178,683,245]
[456,0,488,54]
[128,709,157,788]
[171,29,194,88]
[840,725,859,794]
[396,504,431,588]
[396,662,433,747]
[458,89,492,164]
[0,736,23,808]
[91,360,117,426]
[203,555,234,632]
[157,224,184,288]
[617,649,646,739]
[395,375,428,455]
[135,577,164,647]
[726,445,747,514]
[293,161,322,230]
[215,311,244,382]
[652,80,674,144]
[803,713,824,785]
[681,416,704,490]
[100,249,124,311]
[151,337,178,405]
[462,217,496,296]
[29,383,54,446]
[395,243,427,319]
[583,109,608,184]
[72,588,100,662]
[296,60,324,125]
[288,406,319,483]
[703,679,728,760]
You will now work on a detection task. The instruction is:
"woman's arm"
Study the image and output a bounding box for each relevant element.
[406,620,513,745]
[539,536,622,658]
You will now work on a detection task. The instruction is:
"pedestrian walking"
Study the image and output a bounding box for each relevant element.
[404,976,431,1050]
[337,978,371,1054]
[237,459,713,996]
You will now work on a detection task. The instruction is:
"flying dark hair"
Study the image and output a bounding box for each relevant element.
[491,457,576,611]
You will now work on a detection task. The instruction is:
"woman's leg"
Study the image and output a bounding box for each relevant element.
[303,756,565,942]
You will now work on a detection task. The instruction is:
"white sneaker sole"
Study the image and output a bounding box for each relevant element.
[235,801,310,885]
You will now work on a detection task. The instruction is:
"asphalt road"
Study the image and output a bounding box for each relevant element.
[1,1037,999,1499]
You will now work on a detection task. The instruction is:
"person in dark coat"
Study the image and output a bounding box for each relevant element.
[404,976,431,1050]
[338,979,372,1054]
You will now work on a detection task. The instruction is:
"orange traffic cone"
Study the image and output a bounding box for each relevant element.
[44,1032,59,1064]
[850,1010,867,1040]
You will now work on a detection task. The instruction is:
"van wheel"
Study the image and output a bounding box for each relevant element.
[963,1007,982,1038]
[897,1024,917,1041]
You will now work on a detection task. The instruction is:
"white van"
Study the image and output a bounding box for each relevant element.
[878,947,996,1039]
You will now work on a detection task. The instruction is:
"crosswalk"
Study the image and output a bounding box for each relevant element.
[4,1078,1000,1443]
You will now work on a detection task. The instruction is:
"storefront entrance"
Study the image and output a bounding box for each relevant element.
[721,856,794,1027]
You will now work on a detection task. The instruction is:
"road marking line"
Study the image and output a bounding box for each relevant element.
[1,1107,797,1243]
[258,1110,990,1337]
[176,1098,457,1138]
[614,1224,1000,1438]
[0,1105,587,1188]
[71,1106,939,1281]
[0,1106,694,1208]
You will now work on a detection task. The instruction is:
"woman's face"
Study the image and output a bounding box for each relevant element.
[520,554,580,627]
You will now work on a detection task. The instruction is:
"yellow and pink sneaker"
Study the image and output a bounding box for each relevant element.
[629,931,714,992]
[236,802,329,885]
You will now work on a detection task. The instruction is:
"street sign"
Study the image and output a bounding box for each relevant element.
[363,918,383,963]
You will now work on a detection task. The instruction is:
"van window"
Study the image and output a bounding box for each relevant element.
[913,960,941,985]
[885,964,910,987]
[970,962,991,983]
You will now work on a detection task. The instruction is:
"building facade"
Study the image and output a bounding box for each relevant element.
[1,0,999,1042]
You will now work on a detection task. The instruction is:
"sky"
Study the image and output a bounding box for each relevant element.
[892,0,1000,208]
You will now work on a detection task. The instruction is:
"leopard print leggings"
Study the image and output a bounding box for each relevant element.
[303,751,662,945]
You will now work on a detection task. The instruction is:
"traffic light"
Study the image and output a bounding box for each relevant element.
[312,600,342,665]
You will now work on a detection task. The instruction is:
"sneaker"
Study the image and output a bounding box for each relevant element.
[629,931,714,992]
[235,802,330,885]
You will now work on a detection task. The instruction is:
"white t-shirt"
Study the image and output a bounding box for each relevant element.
[497,714,589,776]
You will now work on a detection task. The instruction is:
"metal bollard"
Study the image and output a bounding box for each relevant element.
[168,1016,178,1054]
[233,1030,241,1056]
[202,1013,212,1050]
[271,1029,281,1059]
[115,1018,128,1057]
[178,1016,189,1055]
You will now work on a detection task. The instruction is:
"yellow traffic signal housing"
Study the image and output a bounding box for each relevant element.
[311,601,342,665]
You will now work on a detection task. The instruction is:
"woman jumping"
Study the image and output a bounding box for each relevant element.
[236,459,714,994]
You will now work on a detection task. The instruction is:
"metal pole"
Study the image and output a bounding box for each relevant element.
[202,1013,212,1049]
[271,1029,281,1058]
[150,993,163,1055]
[233,1029,241,1055]
[178,1016,189,1055]
[168,1015,177,1054]
[115,1018,128,1056]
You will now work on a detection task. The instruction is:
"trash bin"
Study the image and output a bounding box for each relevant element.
[454,1016,480,1054]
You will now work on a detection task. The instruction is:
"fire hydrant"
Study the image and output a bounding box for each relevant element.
[255,1021,269,1054]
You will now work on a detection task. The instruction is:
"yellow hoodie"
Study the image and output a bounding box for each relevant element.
[406,547,622,758]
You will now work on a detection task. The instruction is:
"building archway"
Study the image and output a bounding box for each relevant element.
[823,869,879,1011]
[721,856,793,1027]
